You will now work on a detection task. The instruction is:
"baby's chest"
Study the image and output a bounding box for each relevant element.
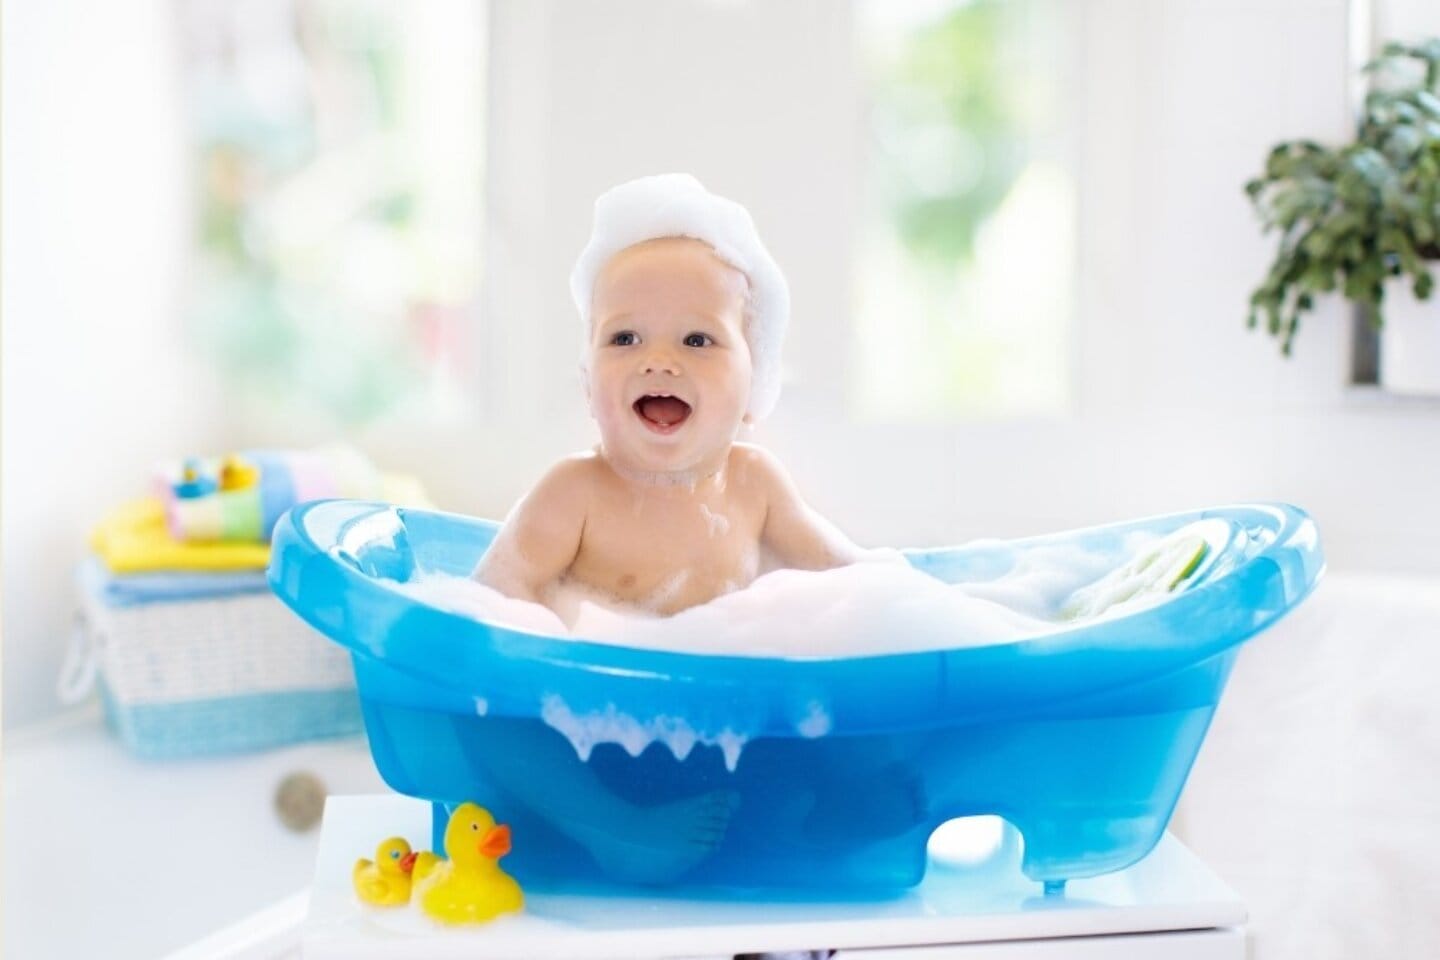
[575,499,763,598]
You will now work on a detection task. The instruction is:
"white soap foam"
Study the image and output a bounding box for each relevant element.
[796,701,832,738]
[540,695,745,772]
[699,503,731,537]
[390,528,1195,769]
[401,571,571,636]
[395,532,1168,659]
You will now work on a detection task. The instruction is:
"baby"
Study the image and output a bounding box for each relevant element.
[461,176,924,888]
[476,173,876,618]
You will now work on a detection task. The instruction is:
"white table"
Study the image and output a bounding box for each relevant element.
[291,795,1247,959]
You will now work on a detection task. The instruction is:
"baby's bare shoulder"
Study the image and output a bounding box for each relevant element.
[551,448,606,482]
[728,442,790,498]
[518,451,603,516]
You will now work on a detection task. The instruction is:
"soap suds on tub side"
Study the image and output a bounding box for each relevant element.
[541,695,747,772]
[796,701,831,738]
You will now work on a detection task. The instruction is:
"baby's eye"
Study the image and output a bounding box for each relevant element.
[610,331,637,346]
[683,333,713,348]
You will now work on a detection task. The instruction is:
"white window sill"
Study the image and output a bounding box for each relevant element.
[1342,384,1440,409]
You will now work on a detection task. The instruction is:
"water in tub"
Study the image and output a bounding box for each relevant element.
[386,519,1221,883]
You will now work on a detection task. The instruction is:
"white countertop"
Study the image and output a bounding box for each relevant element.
[304,794,1247,960]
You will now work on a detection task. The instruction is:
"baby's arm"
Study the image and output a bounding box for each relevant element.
[473,459,587,603]
[751,446,877,571]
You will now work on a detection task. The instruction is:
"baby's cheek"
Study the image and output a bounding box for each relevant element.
[726,368,753,409]
[594,401,630,434]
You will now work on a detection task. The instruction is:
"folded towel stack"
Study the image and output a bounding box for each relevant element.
[155,444,388,545]
[91,497,273,575]
[67,445,429,759]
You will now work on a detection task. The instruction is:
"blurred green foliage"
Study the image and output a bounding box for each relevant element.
[188,0,426,424]
[871,0,1026,267]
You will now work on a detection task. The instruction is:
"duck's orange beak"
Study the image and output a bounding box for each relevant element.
[399,851,418,873]
[478,824,512,859]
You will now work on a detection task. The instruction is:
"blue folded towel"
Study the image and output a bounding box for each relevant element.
[79,556,270,608]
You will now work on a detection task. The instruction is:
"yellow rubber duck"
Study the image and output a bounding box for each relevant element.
[411,848,441,881]
[218,454,260,492]
[414,803,524,925]
[353,837,420,907]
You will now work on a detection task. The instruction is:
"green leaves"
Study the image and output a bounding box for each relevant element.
[1246,37,1440,352]
[1415,90,1440,118]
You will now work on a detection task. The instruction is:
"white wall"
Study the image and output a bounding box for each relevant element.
[6,0,1438,729]
[1178,572,1440,957]
[395,0,1440,574]
[2,0,218,727]
[228,0,862,515]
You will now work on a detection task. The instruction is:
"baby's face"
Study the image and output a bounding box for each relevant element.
[586,237,753,481]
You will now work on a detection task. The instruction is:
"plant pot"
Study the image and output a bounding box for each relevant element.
[1380,280,1440,396]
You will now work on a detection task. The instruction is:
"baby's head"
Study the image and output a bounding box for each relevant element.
[570,175,789,480]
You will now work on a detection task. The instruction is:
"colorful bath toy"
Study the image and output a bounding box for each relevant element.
[353,837,420,906]
[172,459,216,499]
[217,454,260,492]
[413,802,523,925]
[269,501,1323,894]
[1060,519,1226,621]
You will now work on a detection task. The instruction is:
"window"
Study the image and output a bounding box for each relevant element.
[180,0,486,425]
[854,0,1078,420]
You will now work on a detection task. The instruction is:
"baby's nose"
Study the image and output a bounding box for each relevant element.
[642,346,681,375]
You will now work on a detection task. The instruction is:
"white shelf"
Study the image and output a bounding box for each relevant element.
[1342,384,1440,409]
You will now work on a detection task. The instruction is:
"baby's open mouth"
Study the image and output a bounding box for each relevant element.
[633,394,692,434]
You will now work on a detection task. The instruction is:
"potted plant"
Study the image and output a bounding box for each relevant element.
[1245,38,1440,393]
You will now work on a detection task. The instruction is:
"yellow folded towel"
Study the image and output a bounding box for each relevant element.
[92,475,432,574]
[92,498,271,574]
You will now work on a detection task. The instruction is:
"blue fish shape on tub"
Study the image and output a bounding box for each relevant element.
[268,501,1322,894]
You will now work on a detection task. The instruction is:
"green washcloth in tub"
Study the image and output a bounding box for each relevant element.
[1061,519,1232,622]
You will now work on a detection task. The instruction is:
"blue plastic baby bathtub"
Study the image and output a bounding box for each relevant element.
[269,501,1322,894]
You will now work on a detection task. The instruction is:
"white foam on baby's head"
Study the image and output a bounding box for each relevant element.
[570,174,790,422]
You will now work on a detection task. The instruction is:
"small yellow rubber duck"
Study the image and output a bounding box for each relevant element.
[353,837,420,907]
[414,802,523,925]
[218,454,260,492]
